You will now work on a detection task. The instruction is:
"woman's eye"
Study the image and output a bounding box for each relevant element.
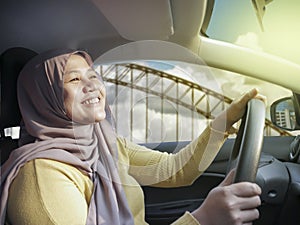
[70,77,80,82]
[89,73,99,79]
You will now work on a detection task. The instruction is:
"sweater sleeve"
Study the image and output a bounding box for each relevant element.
[117,125,228,187]
[171,212,200,225]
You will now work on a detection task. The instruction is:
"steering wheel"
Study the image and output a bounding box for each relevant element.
[228,99,266,183]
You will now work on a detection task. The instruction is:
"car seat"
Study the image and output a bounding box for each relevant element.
[0,47,37,165]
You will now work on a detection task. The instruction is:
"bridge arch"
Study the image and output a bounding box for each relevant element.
[96,63,290,143]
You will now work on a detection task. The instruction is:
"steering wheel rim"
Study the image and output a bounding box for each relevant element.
[228,99,265,183]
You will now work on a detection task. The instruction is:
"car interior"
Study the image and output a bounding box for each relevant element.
[2,1,300,225]
[0,47,37,165]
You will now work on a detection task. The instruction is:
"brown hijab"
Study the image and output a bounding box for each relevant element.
[0,49,134,225]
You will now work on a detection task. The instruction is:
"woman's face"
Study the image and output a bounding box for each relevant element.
[63,54,106,124]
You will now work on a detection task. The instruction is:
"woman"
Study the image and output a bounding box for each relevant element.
[0,49,263,225]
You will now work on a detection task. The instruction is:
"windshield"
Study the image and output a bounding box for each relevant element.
[94,1,300,142]
[207,0,300,65]
[91,2,300,143]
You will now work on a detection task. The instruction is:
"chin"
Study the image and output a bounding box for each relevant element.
[94,113,106,123]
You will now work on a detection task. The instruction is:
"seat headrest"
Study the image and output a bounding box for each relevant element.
[0,47,37,130]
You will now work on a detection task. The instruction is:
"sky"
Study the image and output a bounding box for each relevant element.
[207,0,300,65]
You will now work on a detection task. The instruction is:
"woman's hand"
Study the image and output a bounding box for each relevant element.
[191,170,261,225]
[191,89,264,224]
[211,88,266,133]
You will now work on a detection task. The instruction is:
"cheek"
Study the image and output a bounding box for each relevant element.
[63,90,76,119]
[63,98,72,119]
[96,80,106,95]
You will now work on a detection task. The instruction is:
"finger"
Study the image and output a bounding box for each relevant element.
[254,93,267,105]
[227,182,262,197]
[239,88,259,106]
[247,88,259,99]
[229,89,258,117]
[240,208,260,224]
[239,196,261,210]
[239,88,267,107]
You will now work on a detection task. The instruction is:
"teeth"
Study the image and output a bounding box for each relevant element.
[83,98,100,105]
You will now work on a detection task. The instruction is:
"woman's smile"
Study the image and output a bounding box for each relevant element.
[82,97,100,105]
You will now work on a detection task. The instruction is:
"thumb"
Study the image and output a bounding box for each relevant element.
[236,88,258,108]
[219,169,236,187]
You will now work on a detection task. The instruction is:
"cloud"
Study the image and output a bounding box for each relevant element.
[235,32,263,51]
[107,85,206,143]
[128,104,206,143]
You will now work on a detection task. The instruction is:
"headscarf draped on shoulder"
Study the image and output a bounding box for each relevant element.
[0,49,134,225]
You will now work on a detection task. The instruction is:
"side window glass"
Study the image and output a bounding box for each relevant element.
[96,60,293,143]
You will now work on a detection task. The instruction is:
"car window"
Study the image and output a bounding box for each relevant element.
[96,60,293,143]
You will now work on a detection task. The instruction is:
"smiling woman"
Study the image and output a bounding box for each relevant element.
[63,54,106,124]
[0,48,263,225]
[2,49,135,225]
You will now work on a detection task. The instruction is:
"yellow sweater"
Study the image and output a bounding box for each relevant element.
[7,126,226,225]
[117,126,227,224]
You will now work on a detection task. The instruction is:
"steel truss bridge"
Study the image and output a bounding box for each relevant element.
[98,63,291,143]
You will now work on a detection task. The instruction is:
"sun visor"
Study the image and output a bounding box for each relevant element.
[91,0,174,41]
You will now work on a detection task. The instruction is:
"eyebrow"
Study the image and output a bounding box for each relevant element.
[65,68,95,75]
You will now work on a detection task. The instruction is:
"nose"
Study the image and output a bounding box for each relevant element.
[82,78,97,93]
